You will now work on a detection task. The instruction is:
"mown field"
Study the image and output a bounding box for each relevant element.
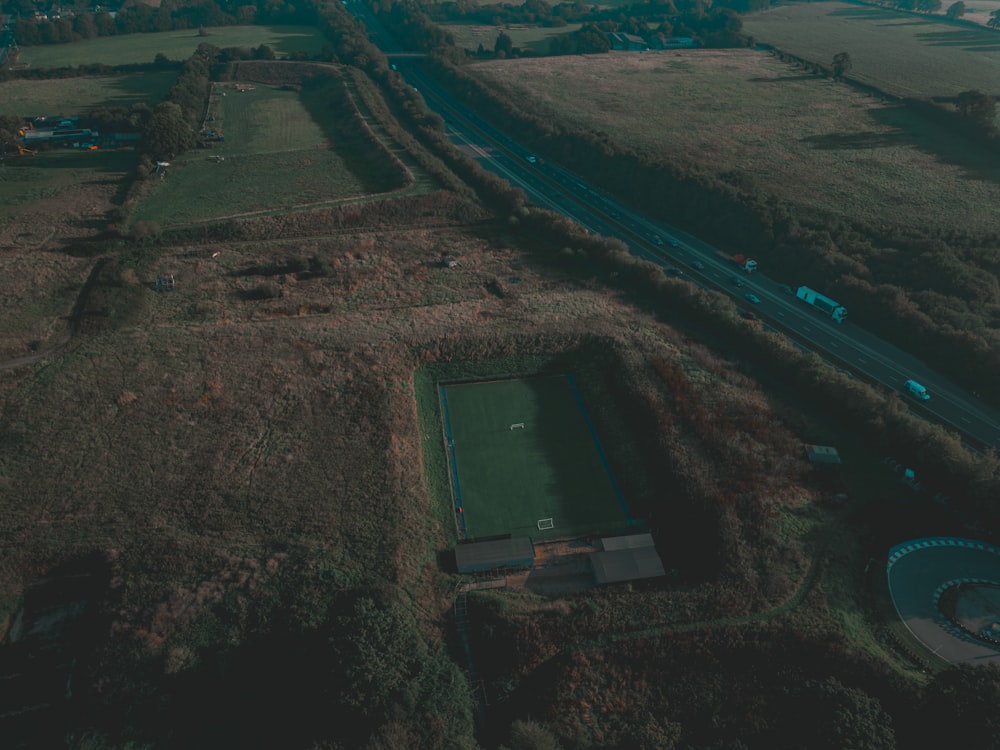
[14,24,327,68]
[443,376,630,541]
[0,71,177,115]
[128,150,367,227]
[743,2,1000,99]
[468,49,1000,233]
[442,22,582,55]
[127,82,388,227]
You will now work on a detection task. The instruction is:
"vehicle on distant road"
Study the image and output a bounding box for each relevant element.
[652,235,665,246]
[779,284,794,295]
[904,379,930,400]
[717,252,758,272]
[691,260,704,270]
[525,155,538,164]
[668,238,679,247]
[731,275,745,287]
[796,286,847,323]
[745,293,761,304]
[740,311,759,321]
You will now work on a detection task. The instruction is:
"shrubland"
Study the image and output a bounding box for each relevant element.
[3,1,1000,748]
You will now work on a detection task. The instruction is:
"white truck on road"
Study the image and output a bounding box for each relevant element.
[796,286,848,323]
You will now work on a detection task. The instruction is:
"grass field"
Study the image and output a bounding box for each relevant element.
[468,49,1000,233]
[0,72,177,116]
[15,25,326,68]
[442,376,631,541]
[127,82,375,227]
[441,23,583,55]
[743,2,1000,99]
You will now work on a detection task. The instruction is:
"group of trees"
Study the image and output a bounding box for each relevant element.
[421,0,747,56]
[5,0,310,46]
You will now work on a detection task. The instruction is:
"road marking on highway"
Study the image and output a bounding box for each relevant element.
[829,341,838,347]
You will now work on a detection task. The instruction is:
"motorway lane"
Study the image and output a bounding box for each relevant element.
[429,85,1000,448]
[350,5,1000,450]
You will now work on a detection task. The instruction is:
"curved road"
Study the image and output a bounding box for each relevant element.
[887,538,1000,664]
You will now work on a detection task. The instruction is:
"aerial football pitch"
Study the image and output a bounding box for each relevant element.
[440,375,633,542]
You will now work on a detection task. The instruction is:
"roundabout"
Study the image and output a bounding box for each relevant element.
[887,538,1000,664]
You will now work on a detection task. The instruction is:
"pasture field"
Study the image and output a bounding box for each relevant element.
[0,72,177,116]
[0,71,168,358]
[962,0,1000,26]
[743,2,1000,99]
[442,376,630,541]
[441,23,582,55]
[15,24,326,68]
[468,49,1000,233]
[128,83,375,227]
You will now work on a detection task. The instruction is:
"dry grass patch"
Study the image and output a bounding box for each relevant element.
[0,72,177,115]
[0,150,137,359]
[468,49,1000,232]
[0,225,655,643]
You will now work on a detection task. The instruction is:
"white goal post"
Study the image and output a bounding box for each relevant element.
[510,422,525,430]
[537,518,554,530]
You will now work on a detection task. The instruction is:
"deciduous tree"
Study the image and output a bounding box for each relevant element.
[945,1,965,18]
[143,101,195,160]
[494,30,514,57]
[832,51,852,78]
[956,89,997,128]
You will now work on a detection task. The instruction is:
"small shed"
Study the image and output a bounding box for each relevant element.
[597,533,655,552]
[454,536,535,574]
[804,444,842,468]
[590,534,665,585]
[661,36,696,49]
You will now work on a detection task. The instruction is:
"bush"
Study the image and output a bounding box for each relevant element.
[244,281,282,300]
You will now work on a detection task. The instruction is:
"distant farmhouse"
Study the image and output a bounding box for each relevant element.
[606,33,696,52]
[607,32,647,51]
[660,36,696,49]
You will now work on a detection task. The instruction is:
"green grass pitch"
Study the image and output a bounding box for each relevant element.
[442,375,632,541]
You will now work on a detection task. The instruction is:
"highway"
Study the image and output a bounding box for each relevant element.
[350,2,1000,452]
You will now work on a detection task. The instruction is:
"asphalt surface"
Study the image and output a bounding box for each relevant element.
[350,3,1000,452]
[887,539,1000,664]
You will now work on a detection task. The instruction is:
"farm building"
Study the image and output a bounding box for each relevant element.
[659,36,696,49]
[589,533,665,585]
[454,536,535,574]
[607,32,648,51]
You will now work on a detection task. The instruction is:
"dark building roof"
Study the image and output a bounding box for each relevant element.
[804,444,842,466]
[454,536,535,574]
[598,532,655,552]
[590,546,665,585]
